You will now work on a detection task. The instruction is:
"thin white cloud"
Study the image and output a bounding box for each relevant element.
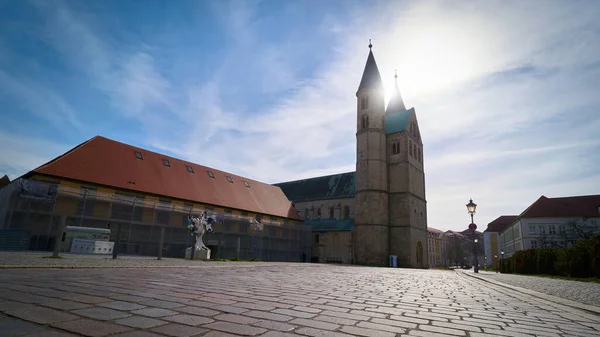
[0,131,69,180]
[0,69,82,130]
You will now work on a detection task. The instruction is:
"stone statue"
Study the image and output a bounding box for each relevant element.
[188,211,215,252]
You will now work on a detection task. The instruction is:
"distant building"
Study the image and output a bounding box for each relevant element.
[427,227,446,267]
[499,194,600,258]
[275,42,429,268]
[483,216,517,268]
[0,136,309,260]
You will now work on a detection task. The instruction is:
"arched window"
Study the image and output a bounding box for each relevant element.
[396,142,400,154]
[317,208,321,218]
[413,144,417,157]
[344,205,350,219]
[392,143,397,154]
[418,148,422,162]
[329,207,334,219]
[409,140,413,156]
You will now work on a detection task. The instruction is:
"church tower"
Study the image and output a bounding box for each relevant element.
[385,70,428,268]
[354,41,389,266]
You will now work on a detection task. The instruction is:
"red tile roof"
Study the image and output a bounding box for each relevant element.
[27,136,301,220]
[519,194,600,218]
[485,215,518,232]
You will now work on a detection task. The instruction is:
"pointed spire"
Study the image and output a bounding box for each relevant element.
[357,39,383,95]
[386,70,406,114]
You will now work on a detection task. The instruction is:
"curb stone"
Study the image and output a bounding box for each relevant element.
[457,269,600,316]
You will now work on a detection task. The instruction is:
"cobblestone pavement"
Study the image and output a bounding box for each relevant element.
[0,251,292,268]
[472,271,600,307]
[1,265,600,337]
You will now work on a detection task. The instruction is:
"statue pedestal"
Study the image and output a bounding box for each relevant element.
[185,248,211,260]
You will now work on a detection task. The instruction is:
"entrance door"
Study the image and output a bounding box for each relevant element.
[416,241,423,267]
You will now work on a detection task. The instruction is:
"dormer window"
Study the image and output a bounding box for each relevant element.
[162,159,171,167]
[135,151,143,160]
[243,180,250,188]
[207,171,215,178]
[226,176,233,183]
[186,165,194,173]
[361,96,369,110]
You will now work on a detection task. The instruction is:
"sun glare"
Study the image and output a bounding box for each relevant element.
[382,23,488,102]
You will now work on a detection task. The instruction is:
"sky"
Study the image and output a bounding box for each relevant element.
[1,0,599,232]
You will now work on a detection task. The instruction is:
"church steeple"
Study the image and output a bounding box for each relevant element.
[385,69,406,114]
[356,40,383,96]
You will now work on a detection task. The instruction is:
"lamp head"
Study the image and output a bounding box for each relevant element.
[466,198,477,214]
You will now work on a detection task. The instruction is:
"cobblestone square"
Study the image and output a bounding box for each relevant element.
[1,264,599,336]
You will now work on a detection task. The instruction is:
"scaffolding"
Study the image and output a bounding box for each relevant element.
[0,179,312,262]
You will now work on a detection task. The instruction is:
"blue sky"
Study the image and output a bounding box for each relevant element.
[1,0,599,231]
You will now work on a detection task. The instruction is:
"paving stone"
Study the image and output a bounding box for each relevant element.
[5,305,79,324]
[212,304,250,314]
[71,307,131,320]
[418,324,467,336]
[137,299,187,309]
[175,306,219,316]
[409,329,463,337]
[272,308,316,319]
[252,319,297,331]
[130,307,178,318]
[259,332,301,337]
[339,325,397,337]
[214,313,260,324]
[314,315,358,326]
[58,294,112,304]
[357,321,407,334]
[203,331,243,337]
[23,330,80,337]
[228,302,272,311]
[114,315,168,329]
[51,318,132,336]
[150,322,208,336]
[97,301,147,310]
[203,321,267,336]
[163,313,215,326]
[0,315,46,335]
[242,310,293,322]
[110,331,164,337]
[40,300,93,311]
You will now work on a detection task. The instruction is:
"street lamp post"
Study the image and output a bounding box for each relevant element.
[494,254,498,273]
[500,250,505,273]
[484,256,487,271]
[466,198,479,273]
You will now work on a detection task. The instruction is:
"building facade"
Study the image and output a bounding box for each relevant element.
[276,43,429,268]
[483,216,517,269]
[499,195,600,258]
[427,227,447,267]
[0,136,310,260]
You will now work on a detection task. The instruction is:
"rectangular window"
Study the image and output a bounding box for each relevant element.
[243,180,250,188]
[539,225,545,234]
[186,165,194,173]
[532,241,537,249]
[162,159,171,167]
[207,171,215,178]
[135,151,143,160]
[529,225,535,233]
[226,176,233,183]
[549,225,556,234]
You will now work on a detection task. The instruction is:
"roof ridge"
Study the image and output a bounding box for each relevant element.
[274,171,355,185]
